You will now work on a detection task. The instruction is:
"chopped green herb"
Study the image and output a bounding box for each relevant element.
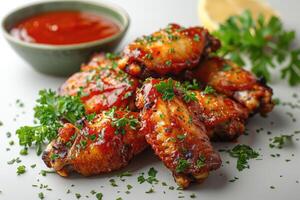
[86,113,96,121]
[165,60,172,66]
[137,175,146,184]
[176,158,189,173]
[109,179,118,187]
[193,34,200,42]
[105,52,118,60]
[17,165,26,175]
[20,148,28,156]
[96,193,103,200]
[196,155,206,168]
[40,170,55,176]
[155,79,175,101]
[50,153,59,161]
[203,86,216,95]
[145,188,154,193]
[229,144,259,171]
[127,184,133,190]
[222,64,232,71]
[118,171,132,179]
[177,134,186,141]
[6,132,11,138]
[38,192,44,200]
[272,98,281,105]
[269,135,293,148]
[137,168,158,184]
[90,190,96,195]
[75,193,81,199]
[182,90,197,103]
[7,157,21,165]
[168,186,175,190]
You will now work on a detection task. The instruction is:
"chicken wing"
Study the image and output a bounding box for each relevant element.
[184,57,274,115]
[136,78,221,188]
[119,24,220,78]
[183,89,248,141]
[42,109,147,176]
[60,53,139,113]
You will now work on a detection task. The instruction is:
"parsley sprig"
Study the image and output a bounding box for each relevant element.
[213,10,300,85]
[16,90,86,155]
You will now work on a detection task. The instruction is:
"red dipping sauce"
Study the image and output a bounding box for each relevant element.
[10,11,120,45]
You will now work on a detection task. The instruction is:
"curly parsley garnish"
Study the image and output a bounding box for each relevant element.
[16,90,86,155]
[213,10,300,85]
[229,144,259,171]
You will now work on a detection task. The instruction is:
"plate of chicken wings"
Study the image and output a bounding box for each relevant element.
[41,23,275,189]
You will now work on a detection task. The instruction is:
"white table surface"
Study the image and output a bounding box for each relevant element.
[0,0,300,199]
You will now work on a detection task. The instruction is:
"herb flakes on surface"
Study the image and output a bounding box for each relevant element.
[16,165,26,175]
[229,144,259,171]
[269,134,294,148]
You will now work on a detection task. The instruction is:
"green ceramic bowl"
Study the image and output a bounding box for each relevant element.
[1,0,129,76]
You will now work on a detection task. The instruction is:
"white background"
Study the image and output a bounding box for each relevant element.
[0,0,299,199]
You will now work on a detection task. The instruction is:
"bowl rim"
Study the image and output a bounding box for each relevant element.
[1,0,130,50]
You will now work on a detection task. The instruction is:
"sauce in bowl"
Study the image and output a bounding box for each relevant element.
[10,11,120,45]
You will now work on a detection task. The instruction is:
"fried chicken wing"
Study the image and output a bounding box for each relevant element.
[42,110,147,176]
[60,54,139,113]
[119,24,220,78]
[184,57,274,115]
[136,78,221,188]
[182,89,248,141]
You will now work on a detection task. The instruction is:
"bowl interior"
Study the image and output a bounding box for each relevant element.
[2,0,129,47]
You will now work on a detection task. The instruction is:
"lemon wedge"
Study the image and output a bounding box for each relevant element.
[198,0,279,31]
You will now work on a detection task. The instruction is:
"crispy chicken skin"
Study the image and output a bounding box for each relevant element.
[60,54,139,113]
[42,110,147,177]
[184,57,274,115]
[119,24,220,78]
[184,90,248,141]
[136,78,221,188]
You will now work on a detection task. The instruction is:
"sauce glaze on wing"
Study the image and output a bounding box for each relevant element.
[42,110,147,176]
[119,24,220,78]
[59,54,139,113]
[136,78,221,188]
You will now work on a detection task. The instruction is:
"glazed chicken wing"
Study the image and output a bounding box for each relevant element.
[42,109,147,176]
[60,53,139,113]
[119,24,220,78]
[184,57,274,115]
[136,78,221,188]
[183,89,248,141]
